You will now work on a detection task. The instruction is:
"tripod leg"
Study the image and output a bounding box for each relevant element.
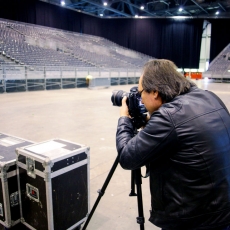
[134,168,145,230]
[81,156,120,230]
[129,170,137,196]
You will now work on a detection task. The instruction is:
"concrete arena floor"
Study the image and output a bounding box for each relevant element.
[0,79,230,230]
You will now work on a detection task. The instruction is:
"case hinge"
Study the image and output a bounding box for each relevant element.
[26,157,36,179]
[10,191,19,207]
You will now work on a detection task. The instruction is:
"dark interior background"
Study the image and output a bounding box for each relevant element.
[0,0,229,68]
[208,19,230,63]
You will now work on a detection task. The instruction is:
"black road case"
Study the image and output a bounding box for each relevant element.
[16,139,90,230]
[0,133,34,228]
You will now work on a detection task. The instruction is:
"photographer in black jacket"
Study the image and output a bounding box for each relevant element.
[116,59,230,230]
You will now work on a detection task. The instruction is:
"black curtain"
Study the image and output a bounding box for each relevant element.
[35,1,82,32]
[0,0,81,32]
[0,0,203,68]
[80,13,101,35]
[159,19,203,68]
[0,0,37,23]
[96,18,203,68]
[209,19,230,63]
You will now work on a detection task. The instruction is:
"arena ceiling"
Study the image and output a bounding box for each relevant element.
[42,0,230,18]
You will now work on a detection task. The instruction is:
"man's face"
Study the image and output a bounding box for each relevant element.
[138,75,163,115]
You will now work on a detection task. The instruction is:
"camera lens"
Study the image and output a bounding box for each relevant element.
[111,90,127,106]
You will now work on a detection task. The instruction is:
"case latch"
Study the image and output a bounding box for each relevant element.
[26,157,36,178]
[10,191,19,207]
[0,203,3,216]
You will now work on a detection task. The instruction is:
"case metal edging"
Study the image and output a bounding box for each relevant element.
[46,183,54,230]
[16,165,23,227]
[86,148,90,217]
[16,161,45,178]
[50,159,88,178]
[16,148,46,163]
[39,152,54,230]
[0,167,11,228]
[50,147,89,164]
[6,170,17,178]
[22,221,36,230]
[57,138,86,148]
[67,217,87,230]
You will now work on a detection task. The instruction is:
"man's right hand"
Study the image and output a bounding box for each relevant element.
[120,97,130,118]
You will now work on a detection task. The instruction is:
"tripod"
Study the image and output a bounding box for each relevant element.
[81,155,145,230]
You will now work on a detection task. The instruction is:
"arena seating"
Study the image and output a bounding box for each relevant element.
[0,18,152,69]
[203,43,230,82]
[0,18,154,92]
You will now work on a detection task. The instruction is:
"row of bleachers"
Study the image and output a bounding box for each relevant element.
[0,24,94,67]
[203,43,230,82]
[207,44,230,73]
[0,18,154,70]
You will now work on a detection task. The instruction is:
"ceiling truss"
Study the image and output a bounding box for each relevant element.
[43,0,230,18]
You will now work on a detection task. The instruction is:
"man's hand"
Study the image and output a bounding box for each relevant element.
[120,96,130,117]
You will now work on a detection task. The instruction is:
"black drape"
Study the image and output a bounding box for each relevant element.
[96,18,203,68]
[209,19,230,63]
[81,18,203,68]
[0,0,37,23]
[160,19,203,68]
[0,0,82,32]
[0,0,203,68]
[35,1,82,32]
[80,13,101,36]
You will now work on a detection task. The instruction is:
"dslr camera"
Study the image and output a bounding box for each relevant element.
[111,86,147,129]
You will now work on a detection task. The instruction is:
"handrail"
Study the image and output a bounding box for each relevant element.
[0,64,141,93]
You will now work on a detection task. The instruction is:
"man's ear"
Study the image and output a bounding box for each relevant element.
[153,91,159,99]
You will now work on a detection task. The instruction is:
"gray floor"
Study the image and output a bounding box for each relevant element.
[0,79,230,230]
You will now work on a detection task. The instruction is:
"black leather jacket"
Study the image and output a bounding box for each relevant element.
[116,86,230,230]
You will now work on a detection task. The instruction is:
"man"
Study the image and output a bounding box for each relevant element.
[116,59,230,230]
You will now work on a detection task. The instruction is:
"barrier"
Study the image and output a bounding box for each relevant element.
[202,70,230,83]
[0,65,141,93]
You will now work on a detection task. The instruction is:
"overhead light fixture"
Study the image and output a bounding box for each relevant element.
[103,2,107,6]
[61,0,65,6]
[179,7,183,12]
[173,16,187,19]
[140,6,144,10]
[216,11,219,15]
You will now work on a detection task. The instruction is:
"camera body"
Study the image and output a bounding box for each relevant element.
[111,86,147,129]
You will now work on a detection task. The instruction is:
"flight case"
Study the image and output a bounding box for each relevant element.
[0,133,34,228]
[16,139,90,230]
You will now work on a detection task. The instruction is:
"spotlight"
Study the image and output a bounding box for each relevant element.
[100,13,103,16]
[135,15,139,18]
[140,6,144,10]
[216,11,219,15]
[61,0,65,6]
[103,2,107,6]
[179,7,183,12]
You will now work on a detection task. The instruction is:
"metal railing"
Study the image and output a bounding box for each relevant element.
[203,69,230,82]
[0,65,141,93]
